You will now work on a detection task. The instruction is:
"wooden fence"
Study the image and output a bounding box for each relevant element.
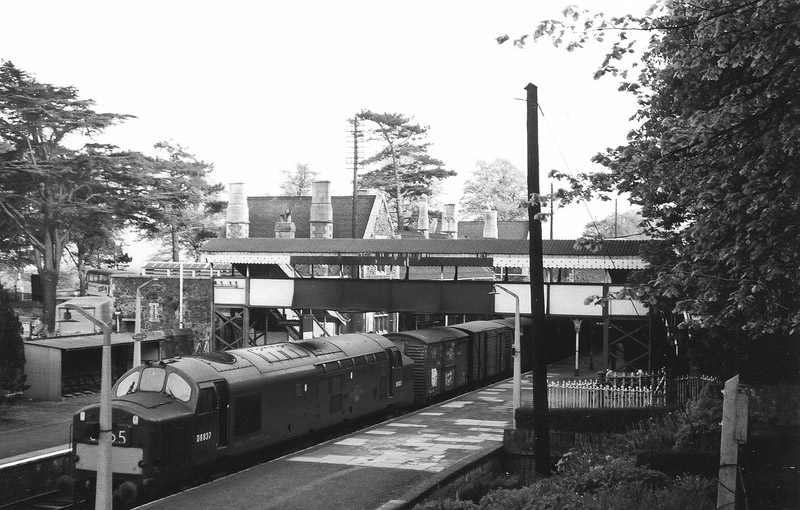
[547,372,721,409]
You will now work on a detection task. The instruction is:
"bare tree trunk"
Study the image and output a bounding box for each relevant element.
[171,224,180,262]
[39,223,62,333]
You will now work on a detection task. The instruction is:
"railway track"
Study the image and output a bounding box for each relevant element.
[0,490,75,510]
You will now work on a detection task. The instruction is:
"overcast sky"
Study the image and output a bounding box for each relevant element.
[2,0,648,240]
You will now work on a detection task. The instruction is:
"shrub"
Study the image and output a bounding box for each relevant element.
[0,285,28,396]
[673,387,722,451]
[456,473,523,503]
[624,412,681,452]
[472,473,714,510]
[477,478,585,510]
[413,500,478,510]
[568,457,670,494]
[593,475,716,510]
[556,434,626,476]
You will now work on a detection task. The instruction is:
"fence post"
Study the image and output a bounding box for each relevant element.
[717,375,749,510]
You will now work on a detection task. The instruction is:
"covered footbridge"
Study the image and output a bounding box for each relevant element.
[201,238,658,372]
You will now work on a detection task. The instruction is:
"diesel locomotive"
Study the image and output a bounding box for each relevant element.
[68,320,514,506]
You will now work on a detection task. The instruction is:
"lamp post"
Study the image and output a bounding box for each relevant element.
[491,284,521,425]
[572,319,583,377]
[64,304,112,510]
[134,279,159,366]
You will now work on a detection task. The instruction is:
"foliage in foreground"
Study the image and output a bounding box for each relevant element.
[0,284,27,396]
[414,464,715,510]
[415,392,723,510]
[502,0,800,384]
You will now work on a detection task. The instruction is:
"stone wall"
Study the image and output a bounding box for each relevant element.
[370,197,396,238]
[112,276,212,351]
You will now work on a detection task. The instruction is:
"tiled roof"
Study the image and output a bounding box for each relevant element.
[247,195,379,239]
[458,220,529,240]
[202,237,647,257]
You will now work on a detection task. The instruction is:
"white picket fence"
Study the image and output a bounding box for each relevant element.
[547,373,720,409]
[548,379,664,408]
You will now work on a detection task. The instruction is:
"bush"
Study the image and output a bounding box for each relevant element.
[593,476,716,510]
[413,500,478,510]
[469,470,714,510]
[456,473,523,503]
[673,387,722,451]
[624,412,682,451]
[556,434,627,476]
[0,285,28,396]
[568,458,670,494]
[477,478,585,510]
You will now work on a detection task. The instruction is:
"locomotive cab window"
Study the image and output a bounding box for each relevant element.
[140,367,166,392]
[119,367,192,402]
[116,371,140,396]
[166,373,192,402]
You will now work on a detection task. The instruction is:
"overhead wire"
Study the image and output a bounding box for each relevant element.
[537,101,647,318]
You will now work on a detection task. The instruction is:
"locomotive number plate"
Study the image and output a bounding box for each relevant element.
[85,425,131,446]
[111,426,131,446]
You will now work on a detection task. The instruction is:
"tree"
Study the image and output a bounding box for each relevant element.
[0,283,27,395]
[137,141,224,262]
[0,219,36,269]
[0,63,211,332]
[66,214,132,295]
[279,162,316,196]
[357,110,456,229]
[459,158,528,220]
[504,1,800,382]
[581,208,648,240]
[146,202,226,262]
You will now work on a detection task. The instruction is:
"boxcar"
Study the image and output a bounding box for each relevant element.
[384,327,469,404]
[492,317,532,371]
[451,321,513,383]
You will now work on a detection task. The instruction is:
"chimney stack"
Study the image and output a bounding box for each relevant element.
[430,218,439,235]
[310,180,333,239]
[226,183,249,239]
[417,198,430,238]
[483,210,498,239]
[275,209,296,238]
[442,203,458,239]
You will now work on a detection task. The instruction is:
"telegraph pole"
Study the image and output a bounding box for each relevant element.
[349,116,361,239]
[526,83,551,475]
